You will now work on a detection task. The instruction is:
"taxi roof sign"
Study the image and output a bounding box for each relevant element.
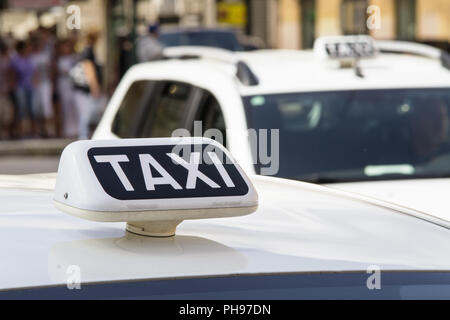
[314,35,378,61]
[53,137,258,237]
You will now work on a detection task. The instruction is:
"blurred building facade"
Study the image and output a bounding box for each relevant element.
[0,0,448,89]
[276,0,450,49]
[1,0,449,47]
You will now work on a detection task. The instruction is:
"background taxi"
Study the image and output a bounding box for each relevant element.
[93,36,450,224]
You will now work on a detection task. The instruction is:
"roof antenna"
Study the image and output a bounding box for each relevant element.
[353,58,364,78]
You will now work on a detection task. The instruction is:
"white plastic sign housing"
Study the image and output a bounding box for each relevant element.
[53,137,258,237]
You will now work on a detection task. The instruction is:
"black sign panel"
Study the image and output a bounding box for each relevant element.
[87,143,249,200]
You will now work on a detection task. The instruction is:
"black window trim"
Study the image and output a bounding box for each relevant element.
[188,88,227,136]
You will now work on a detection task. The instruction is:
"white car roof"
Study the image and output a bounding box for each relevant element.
[0,174,448,291]
[125,44,450,97]
[236,50,450,95]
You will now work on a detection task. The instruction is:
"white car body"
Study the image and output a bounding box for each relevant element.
[93,42,450,226]
[0,172,449,298]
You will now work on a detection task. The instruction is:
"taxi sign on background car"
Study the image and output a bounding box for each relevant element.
[314,35,378,61]
[53,137,258,237]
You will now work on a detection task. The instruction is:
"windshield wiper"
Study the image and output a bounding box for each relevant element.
[297,172,450,184]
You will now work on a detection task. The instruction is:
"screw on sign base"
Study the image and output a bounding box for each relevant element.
[126,220,183,237]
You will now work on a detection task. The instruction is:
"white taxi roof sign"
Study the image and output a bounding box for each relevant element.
[314,35,378,61]
[53,137,258,237]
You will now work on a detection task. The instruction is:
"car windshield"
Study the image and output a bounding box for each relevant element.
[243,88,450,183]
[159,30,243,51]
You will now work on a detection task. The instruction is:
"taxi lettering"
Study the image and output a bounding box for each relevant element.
[93,152,234,192]
[87,143,249,200]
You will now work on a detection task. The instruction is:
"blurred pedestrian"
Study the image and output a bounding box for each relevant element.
[57,39,77,138]
[136,24,163,63]
[37,26,55,55]
[31,35,54,137]
[70,29,102,139]
[11,40,36,138]
[118,32,133,79]
[0,40,14,139]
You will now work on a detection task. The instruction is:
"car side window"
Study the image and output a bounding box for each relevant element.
[138,81,192,138]
[195,90,226,146]
[111,80,154,138]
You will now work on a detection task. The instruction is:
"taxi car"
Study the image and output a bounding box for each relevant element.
[0,137,449,299]
[93,36,450,224]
